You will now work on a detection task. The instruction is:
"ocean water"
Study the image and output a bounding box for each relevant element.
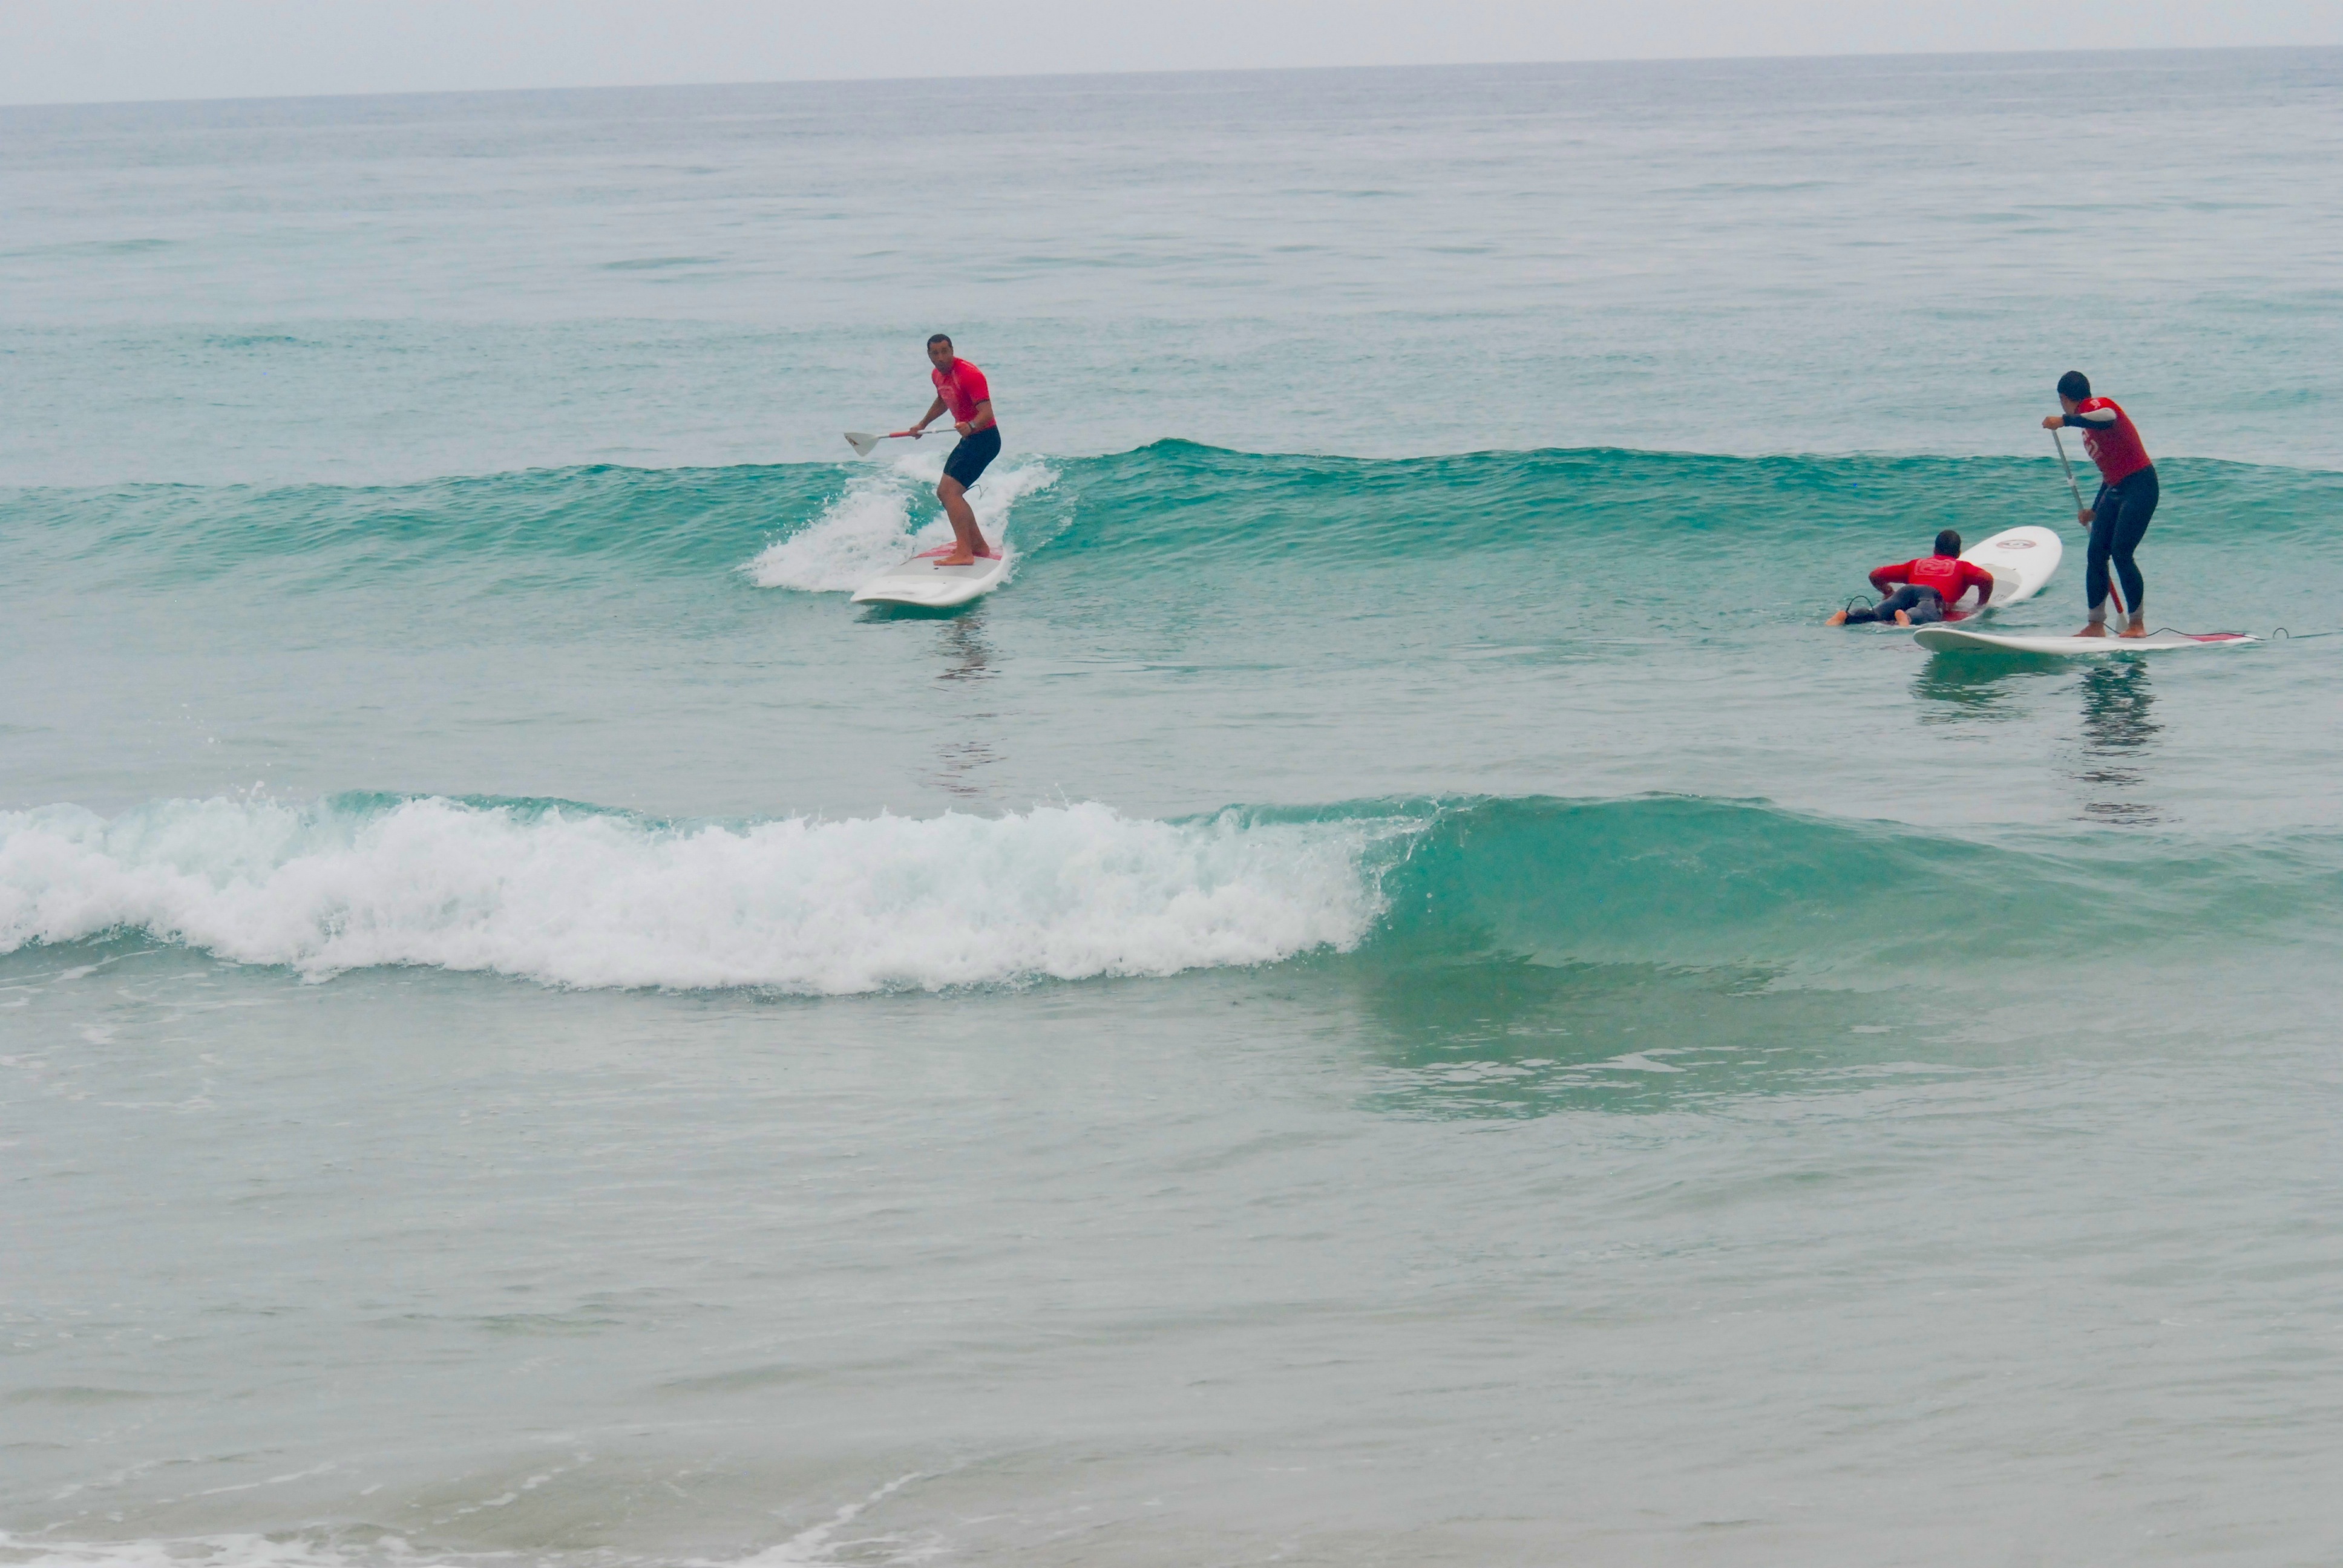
[6,50,2343,1567]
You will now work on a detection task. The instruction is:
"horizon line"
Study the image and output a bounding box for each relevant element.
[4,40,2334,114]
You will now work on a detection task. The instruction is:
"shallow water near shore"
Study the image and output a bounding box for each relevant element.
[6,49,2343,1567]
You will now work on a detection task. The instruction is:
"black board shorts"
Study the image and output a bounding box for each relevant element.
[943,426,1001,488]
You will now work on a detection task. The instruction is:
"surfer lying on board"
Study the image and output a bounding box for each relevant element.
[906,334,1001,567]
[2042,370,2157,639]
[1826,530,1994,626]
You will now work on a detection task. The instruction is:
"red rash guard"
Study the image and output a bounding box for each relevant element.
[931,358,992,425]
[1871,553,1996,604]
[2063,396,2152,485]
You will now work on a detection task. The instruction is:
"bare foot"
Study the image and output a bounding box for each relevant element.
[2118,621,2148,639]
[937,553,976,567]
[1825,610,1849,626]
[2074,623,2109,638]
[1893,610,1912,627]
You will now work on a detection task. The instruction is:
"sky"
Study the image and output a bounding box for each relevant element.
[2,0,2339,106]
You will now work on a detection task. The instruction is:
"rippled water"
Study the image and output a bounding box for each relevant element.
[7,50,2342,485]
[5,50,2343,1567]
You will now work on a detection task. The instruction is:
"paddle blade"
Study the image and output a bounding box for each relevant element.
[844,431,880,458]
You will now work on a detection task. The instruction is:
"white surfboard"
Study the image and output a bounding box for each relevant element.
[1951,524,2062,615]
[850,544,1011,609]
[1913,626,2259,656]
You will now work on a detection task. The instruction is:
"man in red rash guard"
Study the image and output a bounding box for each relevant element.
[1826,529,1995,626]
[2041,369,2157,638]
[906,333,1001,567]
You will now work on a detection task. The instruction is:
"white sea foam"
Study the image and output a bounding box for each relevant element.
[0,796,1388,993]
[0,1536,465,1568]
[0,1520,936,1568]
[710,1471,929,1566]
[745,454,1055,592]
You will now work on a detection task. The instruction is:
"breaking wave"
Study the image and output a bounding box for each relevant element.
[5,793,2335,993]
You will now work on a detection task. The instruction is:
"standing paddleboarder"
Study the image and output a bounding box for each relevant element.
[2042,371,2157,639]
[908,334,1001,567]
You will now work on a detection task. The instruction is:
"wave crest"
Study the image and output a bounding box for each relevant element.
[0,794,1386,993]
[5,793,2333,992]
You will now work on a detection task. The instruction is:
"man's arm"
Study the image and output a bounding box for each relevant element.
[913,395,948,433]
[2040,408,2118,433]
[1965,562,1994,606]
[957,398,995,436]
[1868,561,1911,594]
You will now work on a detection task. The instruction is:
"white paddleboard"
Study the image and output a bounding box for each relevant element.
[1952,524,2062,615]
[850,544,1011,609]
[1914,626,2259,656]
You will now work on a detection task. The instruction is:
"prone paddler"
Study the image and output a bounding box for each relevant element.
[1826,529,1996,626]
[2042,370,2157,639]
[907,333,1001,567]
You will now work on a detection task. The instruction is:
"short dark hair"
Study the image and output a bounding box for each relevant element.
[927,333,952,350]
[1935,529,1962,557]
[2057,370,2090,402]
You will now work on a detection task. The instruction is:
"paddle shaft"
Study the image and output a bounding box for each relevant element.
[843,426,977,457]
[2051,428,2125,617]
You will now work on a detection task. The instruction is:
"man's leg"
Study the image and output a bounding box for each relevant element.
[1901,588,1946,626]
[2079,488,2119,635]
[1840,586,1914,626]
[2110,471,2157,636]
[935,475,990,566]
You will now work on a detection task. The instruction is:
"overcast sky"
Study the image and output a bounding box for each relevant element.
[4,0,2339,106]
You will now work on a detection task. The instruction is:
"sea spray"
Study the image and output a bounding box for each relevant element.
[0,794,1389,992]
[744,455,1057,593]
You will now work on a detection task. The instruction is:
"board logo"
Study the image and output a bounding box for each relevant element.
[1999,539,2036,549]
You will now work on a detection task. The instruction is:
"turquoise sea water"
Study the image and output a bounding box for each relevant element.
[6,50,2343,1567]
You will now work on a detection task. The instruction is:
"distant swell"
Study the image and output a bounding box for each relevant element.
[4,794,2336,993]
[6,446,2335,602]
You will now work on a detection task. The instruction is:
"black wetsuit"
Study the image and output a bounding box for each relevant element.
[2058,400,2157,616]
[1842,586,1948,626]
[2084,465,2158,616]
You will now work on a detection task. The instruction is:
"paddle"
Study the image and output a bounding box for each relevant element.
[844,428,953,458]
[2051,428,2125,616]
